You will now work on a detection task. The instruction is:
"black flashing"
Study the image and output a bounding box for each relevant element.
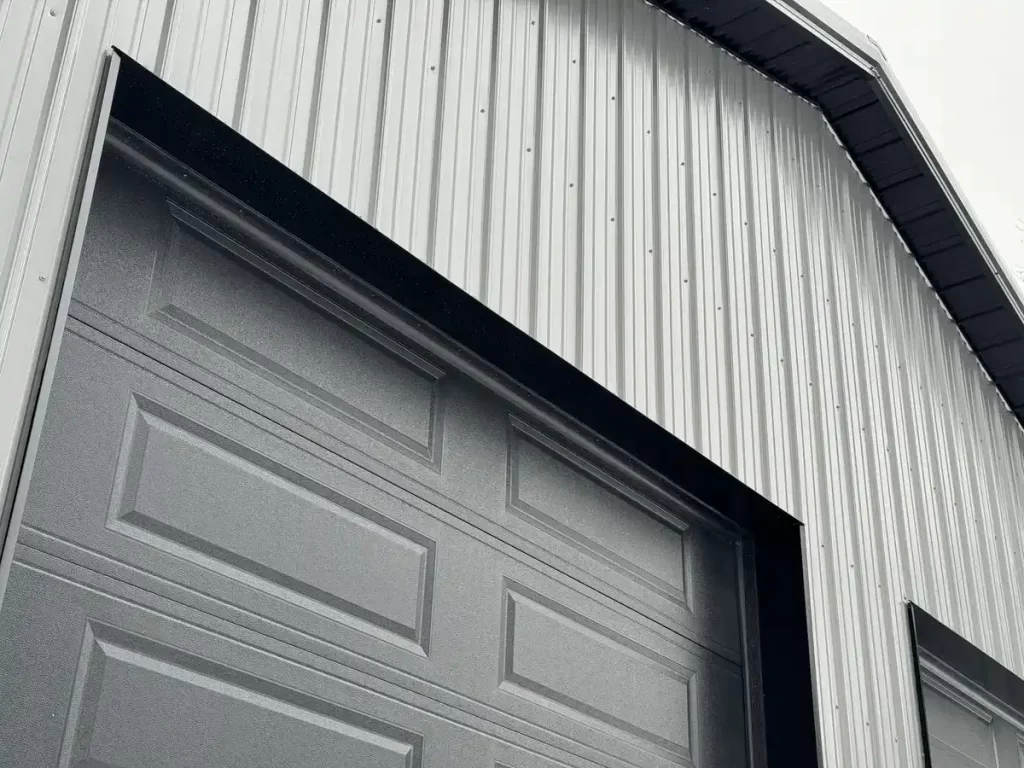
[107,49,820,768]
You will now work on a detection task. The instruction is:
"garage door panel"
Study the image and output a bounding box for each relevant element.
[72,158,742,656]
[11,544,692,768]
[507,420,688,603]
[25,327,746,767]
[493,578,747,768]
[111,392,435,652]
[428,376,742,657]
[0,561,614,768]
[27,328,439,658]
[73,158,446,469]
[502,417,741,650]
[500,580,695,758]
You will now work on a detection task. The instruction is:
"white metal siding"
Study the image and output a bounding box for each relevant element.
[2,1,1024,766]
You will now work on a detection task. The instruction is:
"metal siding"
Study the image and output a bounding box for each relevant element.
[3,2,1024,767]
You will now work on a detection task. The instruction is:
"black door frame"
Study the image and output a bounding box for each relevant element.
[0,49,821,768]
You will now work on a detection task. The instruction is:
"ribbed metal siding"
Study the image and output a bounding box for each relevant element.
[3,2,1024,766]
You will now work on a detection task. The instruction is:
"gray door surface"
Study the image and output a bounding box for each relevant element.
[921,667,1024,768]
[0,145,750,768]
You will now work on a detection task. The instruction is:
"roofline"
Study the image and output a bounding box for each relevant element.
[767,0,887,72]
[781,0,1024,319]
[653,0,1024,426]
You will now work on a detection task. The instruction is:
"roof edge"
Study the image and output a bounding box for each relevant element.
[776,0,1024,325]
[652,0,1024,426]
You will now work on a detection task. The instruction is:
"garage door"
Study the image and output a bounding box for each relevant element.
[0,143,751,768]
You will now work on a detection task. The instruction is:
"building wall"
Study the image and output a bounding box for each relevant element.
[3,1,1024,766]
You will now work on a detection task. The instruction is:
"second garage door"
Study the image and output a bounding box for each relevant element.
[0,137,751,768]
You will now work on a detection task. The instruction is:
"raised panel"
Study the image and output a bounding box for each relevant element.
[24,328,445,657]
[108,393,435,652]
[60,622,420,768]
[71,161,446,469]
[923,681,997,768]
[928,739,992,768]
[501,582,696,761]
[149,202,443,463]
[508,419,690,607]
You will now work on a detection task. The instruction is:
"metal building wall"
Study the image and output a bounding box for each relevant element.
[3,1,1024,766]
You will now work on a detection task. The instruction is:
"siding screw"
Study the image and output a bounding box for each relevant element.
[480,109,485,113]
[376,18,381,23]
[430,66,436,71]
[38,275,46,282]
[49,8,57,16]
[526,147,531,152]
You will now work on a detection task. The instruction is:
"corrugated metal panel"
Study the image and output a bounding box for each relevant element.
[2,2,1024,766]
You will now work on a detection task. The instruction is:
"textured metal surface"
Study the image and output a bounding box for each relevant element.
[2,2,1024,768]
[0,151,749,768]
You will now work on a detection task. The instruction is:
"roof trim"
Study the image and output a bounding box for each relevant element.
[653,0,1024,426]
[105,48,821,767]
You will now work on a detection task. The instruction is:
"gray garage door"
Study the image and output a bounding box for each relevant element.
[920,662,1024,768]
[0,144,750,768]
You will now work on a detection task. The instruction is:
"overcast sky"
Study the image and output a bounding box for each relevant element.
[818,0,1024,274]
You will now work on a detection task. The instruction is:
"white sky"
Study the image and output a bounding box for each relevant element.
[819,0,1024,273]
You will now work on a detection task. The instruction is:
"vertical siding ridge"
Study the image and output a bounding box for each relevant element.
[768,89,802,516]
[682,30,701,451]
[366,0,396,227]
[712,49,736,473]
[613,0,625,397]
[230,0,261,131]
[476,0,501,299]
[573,0,588,370]
[740,70,769,496]
[301,0,332,180]
[649,9,665,425]
[526,0,547,338]
[423,0,453,270]
[153,0,176,75]
[0,0,46,189]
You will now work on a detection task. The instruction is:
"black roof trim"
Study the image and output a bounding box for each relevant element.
[106,49,820,767]
[653,0,1024,427]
